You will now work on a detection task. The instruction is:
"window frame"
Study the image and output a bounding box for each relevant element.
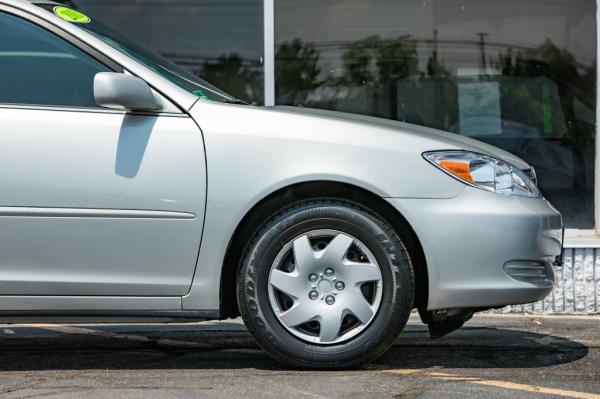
[595,0,600,242]
[561,0,600,247]
[264,0,275,107]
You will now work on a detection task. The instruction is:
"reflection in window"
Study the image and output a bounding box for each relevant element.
[0,11,108,107]
[60,0,264,104]
[276,0,596,228]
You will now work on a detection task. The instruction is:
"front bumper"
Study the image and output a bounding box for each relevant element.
[387,187,563,310]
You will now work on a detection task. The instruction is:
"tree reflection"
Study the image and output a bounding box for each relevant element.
[490,40,596,227]
[198,54,263,105]
[275,39,321,105]
[492,39,596,151]
[276,35,419,117]
[275,33,595,227]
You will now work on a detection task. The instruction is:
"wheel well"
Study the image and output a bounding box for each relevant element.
[219,181,428,319]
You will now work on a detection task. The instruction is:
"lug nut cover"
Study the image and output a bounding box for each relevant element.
[324,268,335,277]
[335,281,345,290]
[325,295,335,305]
[308,273,318,282]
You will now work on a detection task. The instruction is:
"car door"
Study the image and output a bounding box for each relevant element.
[0,9,206,297]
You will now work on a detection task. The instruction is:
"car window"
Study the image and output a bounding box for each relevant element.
[0,11,109,108]
[38,4,243,105]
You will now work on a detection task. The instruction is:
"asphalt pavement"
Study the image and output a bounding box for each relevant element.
[0,313,598,398]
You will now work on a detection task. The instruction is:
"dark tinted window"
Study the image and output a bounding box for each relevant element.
[0,11,108,107]
[61,0,264,105]
[276,0,596,228]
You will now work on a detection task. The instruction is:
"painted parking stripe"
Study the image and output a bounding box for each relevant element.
[19,324,218,349]
[387,369,600,399]
[470,379,600,399]
[474,314,600,321]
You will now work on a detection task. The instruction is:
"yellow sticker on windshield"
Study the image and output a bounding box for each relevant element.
[53,6,91,23]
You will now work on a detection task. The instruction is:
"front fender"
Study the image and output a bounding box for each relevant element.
[182,101,464,310]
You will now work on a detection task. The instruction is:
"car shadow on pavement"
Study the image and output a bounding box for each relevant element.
[377,326,588,370]
[0,323,588,372]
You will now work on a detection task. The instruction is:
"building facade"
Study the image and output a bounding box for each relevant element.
[60,0,599,313]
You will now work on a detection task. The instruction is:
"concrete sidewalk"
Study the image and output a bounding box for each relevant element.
[0,313,598,398]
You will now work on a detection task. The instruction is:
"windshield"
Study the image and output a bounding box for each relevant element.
[40,4,242,104]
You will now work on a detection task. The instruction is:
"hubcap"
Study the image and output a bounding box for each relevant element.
[268,229,383,345]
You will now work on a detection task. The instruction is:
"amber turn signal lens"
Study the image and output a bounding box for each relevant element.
[424,150,540,198]
[439,159,473,183]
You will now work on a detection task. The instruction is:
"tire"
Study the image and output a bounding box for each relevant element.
[237,200,415,369]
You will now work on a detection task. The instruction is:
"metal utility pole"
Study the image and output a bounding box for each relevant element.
[477,32,489,71]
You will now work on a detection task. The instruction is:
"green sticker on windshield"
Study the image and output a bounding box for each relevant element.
[53,6,91,23]
[192,89,208,99]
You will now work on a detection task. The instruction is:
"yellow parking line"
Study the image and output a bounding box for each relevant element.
[435,377,481,381]
[387,369,600,399]
[19,323,216,349]
[18,323,63,328]
[387,368,421,375]
[475,314,600,321]
[427,371,459,377]
[470,379,600,399]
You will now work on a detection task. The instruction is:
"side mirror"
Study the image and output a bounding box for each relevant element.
[94,72,161,111]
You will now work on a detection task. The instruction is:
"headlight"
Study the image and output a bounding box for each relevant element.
[423,150,541,198]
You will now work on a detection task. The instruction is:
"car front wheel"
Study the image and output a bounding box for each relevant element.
[237,200,415,368]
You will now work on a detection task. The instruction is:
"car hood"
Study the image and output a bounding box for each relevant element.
[273,106,531,170]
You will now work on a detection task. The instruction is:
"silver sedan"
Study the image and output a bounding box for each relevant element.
[0,0,563,368]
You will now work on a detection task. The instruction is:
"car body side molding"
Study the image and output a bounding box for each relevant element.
[0,207,196,219]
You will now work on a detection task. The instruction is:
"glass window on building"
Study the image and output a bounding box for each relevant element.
[61,0,264,104]
[275,0,596,229]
